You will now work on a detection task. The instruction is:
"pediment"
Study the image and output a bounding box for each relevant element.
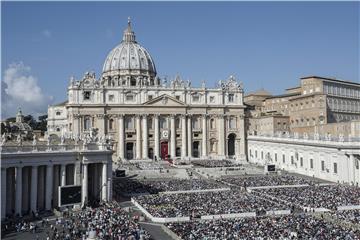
[143,94,185,106]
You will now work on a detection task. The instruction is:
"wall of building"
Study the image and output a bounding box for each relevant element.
[247,135,360,185]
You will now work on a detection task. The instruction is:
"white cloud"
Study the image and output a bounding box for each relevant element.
[1,62,53,119]
[42,29,52,38]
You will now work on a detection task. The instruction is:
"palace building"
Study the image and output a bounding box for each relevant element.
[47,19,247,162]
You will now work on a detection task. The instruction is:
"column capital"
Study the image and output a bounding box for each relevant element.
[169,114,177,119]
[96,114,106,119]
[134,114,142,119]
[117,113,125,119]
[153,113,161,118]
[202,114,208,119]
[180,114,187,119]
[73,114,81,119]
[141,114,149,118]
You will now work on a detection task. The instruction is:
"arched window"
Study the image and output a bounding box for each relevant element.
[210,139,217,152]
[192,117,200,129]
[229,117,237,129]
[84,116,92,130]
[210,119,215,129]
[109,119,114,130]
[175,118,180,129]
[160,117,168,129]
[148,118,153,129]
[125,117,134,129]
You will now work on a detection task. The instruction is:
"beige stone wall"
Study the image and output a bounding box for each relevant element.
[292,120,360,138]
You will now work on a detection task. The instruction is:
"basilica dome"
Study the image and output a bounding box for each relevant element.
[102,19,157,79]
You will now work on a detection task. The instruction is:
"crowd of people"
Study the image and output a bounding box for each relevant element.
[255,185,360,209]
[2,203,152,240]
[326,209,360,226]
[221,174,321,188]
[44,202,152,240]
[191,160,240,168]
[134,190,287,218]
[114,178,226,196]
[166,214,360,239]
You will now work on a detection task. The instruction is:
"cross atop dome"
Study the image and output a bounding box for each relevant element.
[123,17,136,43]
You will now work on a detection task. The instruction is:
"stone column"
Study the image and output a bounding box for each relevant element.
[30,166,38,213]
[118,114,125,161]
[102,163,107,201]
[1,168,6,219]
[74,163,79,185]
[202,114,208,157]
[238,114,246,161]
[107,160,112,201]
[218,115,225,157]
[170,115,176,159]
[349,154,355,184]
[181,115,187,158]
[142,114,148,159]
[187,115,192,157]
[15,166,22,216]
[45,165,53,210]
[154,114,160,159]
[82,164,88,207]
[73,114,80,136]
[60,164,66,186]
[136,115,142,159]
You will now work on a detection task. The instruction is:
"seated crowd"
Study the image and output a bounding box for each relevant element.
[134,190,288,218]
[114,178,226,196]
[326,209,360,225]
[191,160,240,168]
[254,185,360,210]
[59,202,151,240]
[222,174,321,187]
[166,214,360,239]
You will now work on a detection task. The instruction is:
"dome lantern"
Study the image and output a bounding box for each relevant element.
[123,17,136,43]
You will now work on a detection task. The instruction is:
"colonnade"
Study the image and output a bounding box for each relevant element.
[1,162,110,219]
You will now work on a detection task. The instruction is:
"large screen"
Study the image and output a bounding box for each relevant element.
[267,164,276,172]
[59,185,82,207]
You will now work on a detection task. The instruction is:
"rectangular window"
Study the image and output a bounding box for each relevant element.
[210,96,215,103]
[108,94,114,102]
[192,95,200,102]
[255,151,258,158]
[275,153,277,162]
[228,94,234,103]
[310,159,314,169]
[126,95,134,101]
[291,156,294,165]
[84,91,91,100]
[250,149,252,157]
[175,95,180,100]
[321,161,325,171]
[333,163,337,174]
[283,154,285,163]
[148,95,153,101]
[300,157,303,167]
[261,151,263,159]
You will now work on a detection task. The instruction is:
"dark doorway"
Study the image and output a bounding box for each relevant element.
[126,142,134,160]
[193,141,200,158]
[148,148,154,159]
[228,133,236,156]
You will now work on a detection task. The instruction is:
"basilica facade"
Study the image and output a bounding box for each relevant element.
[48,19,247,162]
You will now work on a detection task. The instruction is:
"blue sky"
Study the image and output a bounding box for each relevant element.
[2,1,359,118]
